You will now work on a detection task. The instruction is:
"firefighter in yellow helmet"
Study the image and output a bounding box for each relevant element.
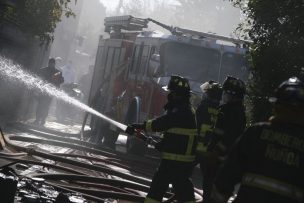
[126,75,197,203]
[195,80,222,201]
[205,76,246,203]
[210,77,304,203]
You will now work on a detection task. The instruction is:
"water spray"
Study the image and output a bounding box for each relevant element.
[0,56,127,132]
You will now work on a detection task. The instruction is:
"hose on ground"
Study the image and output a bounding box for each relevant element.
[0,155,86,175]
[2,125,203,202]
[4,134,152,186]
[46,180,145,202]
[52,153,155,177]
[33,173,150,192]
[12,124,159,167]
[46,181,106,202]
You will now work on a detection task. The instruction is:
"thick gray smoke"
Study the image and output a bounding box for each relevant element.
[0,56,127,131]
[105,0,242,37]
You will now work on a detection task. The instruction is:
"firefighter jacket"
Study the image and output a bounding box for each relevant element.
[38,66,64,87]
[144,103,197,163]
[212,118,304,203]
[209,101,246,156]
[195,98,219,153]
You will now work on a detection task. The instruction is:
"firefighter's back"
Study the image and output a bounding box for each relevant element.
[235,121,304,203]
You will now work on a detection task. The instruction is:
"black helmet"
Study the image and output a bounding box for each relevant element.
[163,75,190,95]
[49,57,56,63]
[270,77,304,107]
[200,80,222,100]
[223,76,246,98]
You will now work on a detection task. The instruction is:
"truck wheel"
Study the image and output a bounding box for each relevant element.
[125,97,146,155]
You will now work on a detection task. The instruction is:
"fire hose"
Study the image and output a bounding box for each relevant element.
[1,126,203,202]
[7,124,160,177]
[33,174,150,195]
[0,136,152,202]
[0,155,86,175]
[3,134,152,186]
[11,123,159,166]
[46,181,145,201]
[10,122,161,177]
[51,153,156,178]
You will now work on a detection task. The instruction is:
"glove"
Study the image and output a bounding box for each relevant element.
[125,125,135,135]
[52,72,61,80]
[154,140,163,151]
[131,123,145,130]
[125,123,144,135]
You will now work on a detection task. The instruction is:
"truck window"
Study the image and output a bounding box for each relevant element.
[113,48,121,70]
[161,42,221,83]
[90,46,107,98]
[120,48,126,63]
[104,47,115,80]
[139,46,150,76]
[93,46,104,78]
[219,52,248,82]
[130,45,140,74]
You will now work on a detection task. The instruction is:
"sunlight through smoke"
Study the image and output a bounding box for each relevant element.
[0,56,127,131]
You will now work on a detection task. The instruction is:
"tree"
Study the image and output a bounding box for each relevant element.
[231,0,304,122]
[0,0,76,42]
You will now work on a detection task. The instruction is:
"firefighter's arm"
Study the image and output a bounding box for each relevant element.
[52,71,64,85]
[210,139,243,202]
[210,128,253,203]
[210,109,238,156]
[208,111,225,152]
[144,113,176,133]
[125,123,145,135]
[126,112,175,134]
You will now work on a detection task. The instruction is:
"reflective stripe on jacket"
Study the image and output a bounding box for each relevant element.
[145,104,197,162]
[196,99,219,153]
[242,173,303,202]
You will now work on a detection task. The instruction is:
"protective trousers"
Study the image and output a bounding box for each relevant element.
[199,152,220,203]
[145,160,195,203]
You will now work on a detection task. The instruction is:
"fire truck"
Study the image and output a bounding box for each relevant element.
[88,15,250,154]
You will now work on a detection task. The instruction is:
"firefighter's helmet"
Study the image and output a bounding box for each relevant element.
[269,77,304,107]
[49,57,56,63]
[222,76,246,98]
[163,75,190,95]
[200,80,222,100]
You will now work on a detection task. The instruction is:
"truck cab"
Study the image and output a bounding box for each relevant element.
[88,15,249,154]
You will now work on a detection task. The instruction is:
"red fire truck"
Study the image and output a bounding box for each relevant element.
[88,15,250,154]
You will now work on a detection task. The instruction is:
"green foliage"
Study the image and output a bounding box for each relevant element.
[231,0,304,122]
[1,0,76,43]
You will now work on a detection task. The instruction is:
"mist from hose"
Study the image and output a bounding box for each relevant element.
[0,56,127,131]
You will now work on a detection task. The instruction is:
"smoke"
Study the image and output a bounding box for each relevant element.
[50,0,107,79]
[105,0,241,36]
[0,56,127,131]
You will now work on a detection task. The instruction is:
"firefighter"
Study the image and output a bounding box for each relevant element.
[210,77,304,203]
[205,76,246,203]
[126,75,197,203]
[195,80,222,201]
[33,58,64,125]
